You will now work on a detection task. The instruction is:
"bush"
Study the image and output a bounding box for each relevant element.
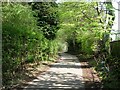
[2,3,59,86]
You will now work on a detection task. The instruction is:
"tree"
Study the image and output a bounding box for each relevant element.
[2,3,59,87]
[58,2,105,54]
[30,2,59,40]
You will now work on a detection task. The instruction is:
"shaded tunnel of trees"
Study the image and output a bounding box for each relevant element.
[2,1,120,89]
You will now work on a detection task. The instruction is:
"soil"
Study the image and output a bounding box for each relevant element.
[80,59,102,90]
[6,61,56,90]
[5,54,102,90]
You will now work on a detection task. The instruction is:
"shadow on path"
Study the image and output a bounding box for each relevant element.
[23,71,84,89]
[78,55,102,90]
[23,53,85,90]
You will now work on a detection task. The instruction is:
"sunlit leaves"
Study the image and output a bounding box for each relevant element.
[58,2,105,54]
[2,3,59,86]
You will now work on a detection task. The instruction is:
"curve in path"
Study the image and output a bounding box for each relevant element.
[24,53,85,90]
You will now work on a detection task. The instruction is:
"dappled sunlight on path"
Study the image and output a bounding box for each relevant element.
[24,53,84,89]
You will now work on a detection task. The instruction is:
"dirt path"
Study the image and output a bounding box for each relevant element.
[80,61,101,89]
[23,53,85,90]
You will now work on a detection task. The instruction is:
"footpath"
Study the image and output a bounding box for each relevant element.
[23,53,85,90]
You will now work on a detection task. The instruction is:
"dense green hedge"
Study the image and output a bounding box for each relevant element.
[2,3,59,86]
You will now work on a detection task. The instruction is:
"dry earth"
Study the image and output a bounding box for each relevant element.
[12,53,101,90]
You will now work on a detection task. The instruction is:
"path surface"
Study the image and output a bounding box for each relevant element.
[24,53,85,89]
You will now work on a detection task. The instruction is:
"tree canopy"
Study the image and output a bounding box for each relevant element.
[2,2,120,89]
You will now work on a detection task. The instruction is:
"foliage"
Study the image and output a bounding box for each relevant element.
[57,2,107,54]
[30,2,59,40]
[2,2,119,89]
[58,2,119,89]
[92,2,120,88]
[94,55,120,88]
[2,3,59,87]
